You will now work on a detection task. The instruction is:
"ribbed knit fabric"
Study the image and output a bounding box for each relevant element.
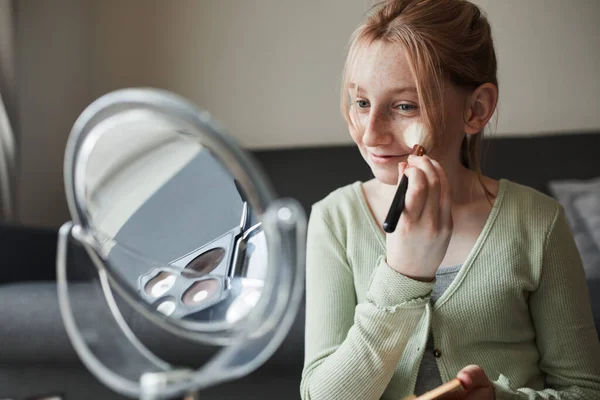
[414,264,462,395]
[301,179,600,400]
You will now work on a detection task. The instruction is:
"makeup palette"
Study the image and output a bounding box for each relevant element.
[137,220,268,324]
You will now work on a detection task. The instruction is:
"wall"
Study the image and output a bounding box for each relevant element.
[16,0,93,227]
[89,0,366,149]
[90,0,600,148]
[473,0,600,137]
[15,0,600,227]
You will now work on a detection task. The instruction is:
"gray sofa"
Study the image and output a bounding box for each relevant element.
[1,132,599,400]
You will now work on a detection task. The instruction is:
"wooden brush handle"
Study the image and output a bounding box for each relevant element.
[412,379,465,400]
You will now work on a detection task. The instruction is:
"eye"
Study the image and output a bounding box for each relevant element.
[395,103,418,112]
[355,99,370,109]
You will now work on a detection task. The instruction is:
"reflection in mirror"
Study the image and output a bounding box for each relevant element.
[58,89,306,399]
[77,107,267,328]
[145,272,177,298]
[182,248,226,278]
[182,279,220,306]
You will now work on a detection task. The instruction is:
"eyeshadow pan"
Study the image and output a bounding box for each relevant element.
[156,299,176,316]
[182,247,226,278]
[182,278,220,306]
[144,271,176,298]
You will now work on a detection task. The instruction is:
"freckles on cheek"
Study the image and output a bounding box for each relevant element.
[348,128,363,147]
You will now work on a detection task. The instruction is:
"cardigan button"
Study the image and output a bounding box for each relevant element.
[433,349,442,358]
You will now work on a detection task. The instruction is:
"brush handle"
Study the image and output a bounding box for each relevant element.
[383,173,409,233]
[413,378,465,400]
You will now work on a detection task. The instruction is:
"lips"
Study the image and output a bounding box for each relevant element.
[372,153,400,158]
[369,152,409,164]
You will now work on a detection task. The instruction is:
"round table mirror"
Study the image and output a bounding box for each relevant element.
[56,88,306,399]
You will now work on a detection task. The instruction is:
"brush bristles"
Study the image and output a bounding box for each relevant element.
[404,122,432,151]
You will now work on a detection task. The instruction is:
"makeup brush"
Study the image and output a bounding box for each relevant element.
[401,378,465,400]
[382,121,431,233]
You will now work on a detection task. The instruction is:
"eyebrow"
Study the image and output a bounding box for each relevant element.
[349,83,417,95]
[391,86,417,94]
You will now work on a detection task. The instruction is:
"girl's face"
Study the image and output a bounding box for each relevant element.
[348,41,469,186]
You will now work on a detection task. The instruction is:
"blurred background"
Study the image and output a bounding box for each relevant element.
[0,0,598,228]
[0,1,599,399]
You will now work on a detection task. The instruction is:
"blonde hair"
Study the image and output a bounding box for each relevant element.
[341,0,498,173]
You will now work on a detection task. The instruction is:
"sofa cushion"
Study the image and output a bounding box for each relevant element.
[548,177,600,332]
[0,280,304,372]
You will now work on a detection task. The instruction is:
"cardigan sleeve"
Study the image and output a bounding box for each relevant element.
[493,205,600,400]
[300,204,434,400]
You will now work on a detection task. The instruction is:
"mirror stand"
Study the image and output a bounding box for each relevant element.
[56,88,307,399]
[57,200,306,399]
[140,370,198,400]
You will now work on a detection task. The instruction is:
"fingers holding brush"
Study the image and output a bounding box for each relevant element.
[401,165,429,224]
[386,155,453,281]
[456,365,495,400]
[406,155,441,227]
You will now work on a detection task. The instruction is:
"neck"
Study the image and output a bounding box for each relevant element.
[375,156,485,205]
[441,156,482,204]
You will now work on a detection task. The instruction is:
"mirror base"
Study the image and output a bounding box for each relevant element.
[140,369,198,400]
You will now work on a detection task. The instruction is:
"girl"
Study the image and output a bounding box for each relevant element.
[300,0,600,399]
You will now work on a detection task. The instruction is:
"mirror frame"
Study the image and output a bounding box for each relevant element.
[57,88,306,398]
[64,88,280,337]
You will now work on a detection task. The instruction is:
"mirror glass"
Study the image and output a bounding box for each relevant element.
[59,89,305,398]
[76,107,267,328]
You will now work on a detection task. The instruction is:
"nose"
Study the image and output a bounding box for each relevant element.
[362,107,392,148]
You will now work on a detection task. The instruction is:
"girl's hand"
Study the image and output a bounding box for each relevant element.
[385,155,453,281]
[457,365,495,400]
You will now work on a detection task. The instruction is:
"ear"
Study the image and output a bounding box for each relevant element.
[463,83,498,135]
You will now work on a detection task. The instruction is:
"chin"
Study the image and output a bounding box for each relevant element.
[358,148,399,186]
[370,164,399,186]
